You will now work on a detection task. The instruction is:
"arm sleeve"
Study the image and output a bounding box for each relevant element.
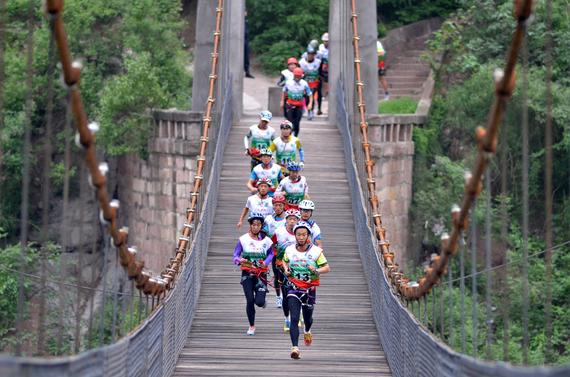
[233,241,243,265]
[312,223,321,241]
[268,141,276,153]
[243,132,251,150]
[299,147,305,162]
[304,83,312,96]
[315,252,328,267]
[277,74,286,87]
[264,245,274,265]
[249,170,258,181]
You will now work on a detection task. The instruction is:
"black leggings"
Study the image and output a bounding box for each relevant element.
[285,105,303,137]
[288,292,315,347]
[272,258,281,295]
[317,80,323,112]
[241,272,267,326]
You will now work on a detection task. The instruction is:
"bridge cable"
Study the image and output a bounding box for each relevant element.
[349,0,535,300]
[43,0,224,303]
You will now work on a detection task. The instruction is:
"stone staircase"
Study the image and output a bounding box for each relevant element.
[382,35,431,100]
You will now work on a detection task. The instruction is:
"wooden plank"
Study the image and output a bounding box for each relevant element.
[173,117,391,377]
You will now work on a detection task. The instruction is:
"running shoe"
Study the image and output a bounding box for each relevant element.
[384,92,391,101]
[246,326,255,336]
[304,331,313,346]
[284,318,290,332]
[308,110,314,120]
[317,110,323,115]
[275,295,283,308]
[290,346,301,359]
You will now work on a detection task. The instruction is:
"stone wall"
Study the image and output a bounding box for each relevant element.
[117,110,202,273]
[367,114,427,265]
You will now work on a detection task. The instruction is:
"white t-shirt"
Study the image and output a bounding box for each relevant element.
[244,124,276,150]
[245,194,273,218]
[276,176,309,206]
[263,214,286,238]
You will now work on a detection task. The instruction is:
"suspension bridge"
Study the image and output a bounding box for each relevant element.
[0,0,569,376]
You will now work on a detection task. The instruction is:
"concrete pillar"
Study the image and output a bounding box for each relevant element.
[329,0,378,122]
[329,0,353,122]
[226,0,244,119]
[356,0,379,115]
[191,0,216,112]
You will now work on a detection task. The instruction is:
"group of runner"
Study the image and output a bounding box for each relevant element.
[233,108,330,360]
[278,32,329,137]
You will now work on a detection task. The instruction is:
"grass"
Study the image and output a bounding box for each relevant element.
[378,97,418,114]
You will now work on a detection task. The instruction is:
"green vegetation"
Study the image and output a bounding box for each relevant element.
[408,0,570,365]
[379,97,418,114]
[246,0,329,73]
[0,0,191,232]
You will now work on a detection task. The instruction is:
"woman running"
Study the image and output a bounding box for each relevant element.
[233,212,274,335]
[275,162,309,209]
[263,193,287,307]
[282,221,330,359]
[272,208,301,330]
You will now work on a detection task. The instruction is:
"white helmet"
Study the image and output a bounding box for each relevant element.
[321,32,329,42]
[299,200,315,211]
[259,110,272,122]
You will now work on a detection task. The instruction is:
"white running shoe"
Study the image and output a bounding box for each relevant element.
[275,295,283,308]
[246,326,255,336]
[290,346,301,359]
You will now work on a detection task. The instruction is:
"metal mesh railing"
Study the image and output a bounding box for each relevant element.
[336,76,570,377]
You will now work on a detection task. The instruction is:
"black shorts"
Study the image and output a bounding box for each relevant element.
[378,68,386,77]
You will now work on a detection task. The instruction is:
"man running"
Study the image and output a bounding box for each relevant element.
[299,47,321,120]
[318,32,329,114]
[277,57,299,87]
[247,148,284,196]
[237,178,273,229]
[280,68,312,136]
[233,212,274,335]
[298,199,322,247]
[377,40,390,101]
[268,120,304,174]
[275,162,309,210]
[263,193,287,307]
[282,221,330,359]
[272,209,301,330]
[244,111,275,170]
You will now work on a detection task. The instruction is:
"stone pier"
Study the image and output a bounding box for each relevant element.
[118,110,202,273]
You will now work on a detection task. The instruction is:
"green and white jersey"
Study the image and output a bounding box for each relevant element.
[263,214,286,238]
[238,233,273,263]
[244,124,276,150]
[269,136,302,166]
[283,244,327,284]
[245,194,273,218]
[250,163,283,190]
[272,226,296,261]
[276,176,308,206]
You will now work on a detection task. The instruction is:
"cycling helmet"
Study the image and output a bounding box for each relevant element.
[280,120,293,130]
[256,177,272,187]
[307,45,317,54]
[248,212,265,224]
[294,221,312,233]
[284,209,301,219]
[308,39,319,50]
[293,67,304,77]
[259,110,272,122]
[272,193,287,204]
[321,32,329,42]
[287,161,302,172]
[299,200,315,211]
[287,57,298,66]
[258,147,272,156]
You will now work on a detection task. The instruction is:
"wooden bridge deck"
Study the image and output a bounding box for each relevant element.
[173,115,391,376]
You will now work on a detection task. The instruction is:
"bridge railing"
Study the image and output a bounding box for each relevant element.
[0,77,233,377]
[335,78,570,377]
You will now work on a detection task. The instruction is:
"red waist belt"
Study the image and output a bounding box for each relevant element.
[288,276,319,289]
